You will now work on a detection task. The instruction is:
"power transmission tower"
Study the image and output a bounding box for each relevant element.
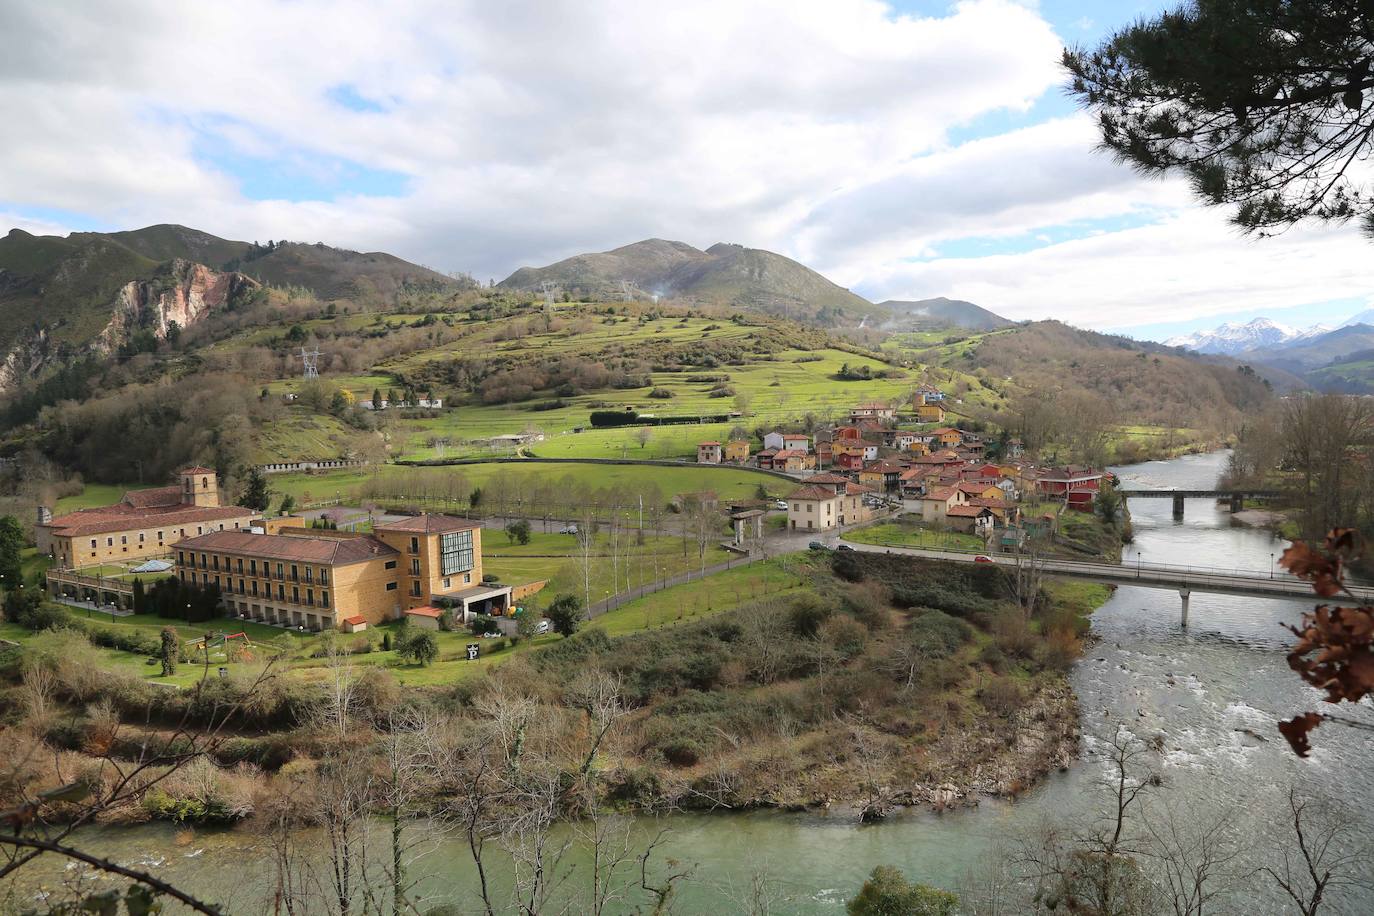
[619,279,637,301]
[539,281,557,307]
[298,347,321,379]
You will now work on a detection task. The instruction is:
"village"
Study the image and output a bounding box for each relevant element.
[24,381,1108,644]
[697,385,1106,548]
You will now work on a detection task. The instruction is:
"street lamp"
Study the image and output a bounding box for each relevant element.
[1270,552,1275,580]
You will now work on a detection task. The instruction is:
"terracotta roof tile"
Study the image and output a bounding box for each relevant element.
[373,514,481,535]
[176,530,399,565]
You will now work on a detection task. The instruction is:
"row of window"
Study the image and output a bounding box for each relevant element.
[225,600,331,631]
[176,551,330,585]
[87,521,240,551]
[181,570,331,608]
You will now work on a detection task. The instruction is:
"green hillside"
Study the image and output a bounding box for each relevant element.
[0,230,160,350]
[499,238,876,325]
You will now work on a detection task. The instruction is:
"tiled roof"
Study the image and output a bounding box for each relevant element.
[806,473,852,484]
[342,615,367,626]
[120,486,184,510]
[698,441,721,446]
[970,497,1012,509]
[405,606,443,618]
[845,482,875,495]
[373,514,481,535]
[947,505,991,518]
[787,485,838,501]
[176,530,399,565]
[46,503,255,538]
[180,466,216,474]
[925,486,958,501]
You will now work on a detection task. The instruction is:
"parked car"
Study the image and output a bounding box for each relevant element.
[774,500,789,510]
[481,630,502,638]
[836,544,854,551]
[808,541,829,551]
[535,619,551,635]
[973,555,994,563]
[559,524,579,535]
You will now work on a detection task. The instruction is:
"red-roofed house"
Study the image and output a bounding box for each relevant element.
[37,467,257,570]
[1036,466,1104,511]
[786,480,878,531]
[697,441,723,464]
[918,485,968,523]
[946,505,995,534]
[849,401,895,421]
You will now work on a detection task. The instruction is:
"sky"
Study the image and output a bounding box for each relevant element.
[2,0,1371,340]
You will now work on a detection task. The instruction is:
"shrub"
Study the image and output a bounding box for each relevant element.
[648,387,675,399]
[832,551,863,582]
[788,594,832,637]
[907,610,971,657]
[821,616,868,659]
[848,865,958,916]
[979,676,1025,716]
[397,630,439,666]
[546,594,584,637]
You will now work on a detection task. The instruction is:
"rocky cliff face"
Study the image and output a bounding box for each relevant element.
[95,259,258,353]
[0,259,258,392]
[0,328,52,392]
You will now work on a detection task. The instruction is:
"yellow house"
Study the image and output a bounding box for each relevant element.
[724,440,751,463]
[931,426,962,446]
[917,404,946,422]
[37,467,257,569]
[173,513,513,631]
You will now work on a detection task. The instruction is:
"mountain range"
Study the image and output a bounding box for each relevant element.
[1164,317,1332,355]
[1166,311,1374,393]
[498,239,1019,330]
[498,238,878,325]
[0,223,1015,390]
[0,224,474,388]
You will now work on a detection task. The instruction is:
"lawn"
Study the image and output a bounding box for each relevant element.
[55,483,136,514]
[265,461,786,511]
[844,520,985,552]
[588,558,807,636]
[256,310,920,462]
[483,530,736,610]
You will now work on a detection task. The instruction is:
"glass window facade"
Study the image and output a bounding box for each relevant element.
[440,530,474,575]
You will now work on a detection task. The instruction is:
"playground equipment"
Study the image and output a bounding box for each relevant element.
[189,631,252,659]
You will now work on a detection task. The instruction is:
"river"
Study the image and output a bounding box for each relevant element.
[14,452,1374,913]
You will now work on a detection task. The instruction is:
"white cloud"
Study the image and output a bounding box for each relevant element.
[1,0,1372,328]
[861,209,1374,330]
[0,0,1064,274]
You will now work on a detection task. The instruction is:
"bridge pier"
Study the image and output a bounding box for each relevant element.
[1179,589,1190,627]
[1172,494,1185,520]
[1230,493,1244,513]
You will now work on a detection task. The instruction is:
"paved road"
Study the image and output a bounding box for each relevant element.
[835,539,1369,602]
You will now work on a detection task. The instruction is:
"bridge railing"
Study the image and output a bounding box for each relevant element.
[848,540,1304,582]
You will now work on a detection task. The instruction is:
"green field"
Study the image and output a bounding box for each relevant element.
[588,558,806,636]
[844,520,985,551]
[483,530,736,609]
[243,311,931,463]
[54,483,134,514]
[263,461,786,510]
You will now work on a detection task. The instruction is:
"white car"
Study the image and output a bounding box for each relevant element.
[535,619,551,635]
[559,524,579,535]
[774,500,789,510]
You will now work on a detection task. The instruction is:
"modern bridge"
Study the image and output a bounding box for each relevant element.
[1116,488,1281,519]
[834,539,1368,626]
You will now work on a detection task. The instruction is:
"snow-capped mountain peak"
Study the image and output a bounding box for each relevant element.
[1165,318,1300,355]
